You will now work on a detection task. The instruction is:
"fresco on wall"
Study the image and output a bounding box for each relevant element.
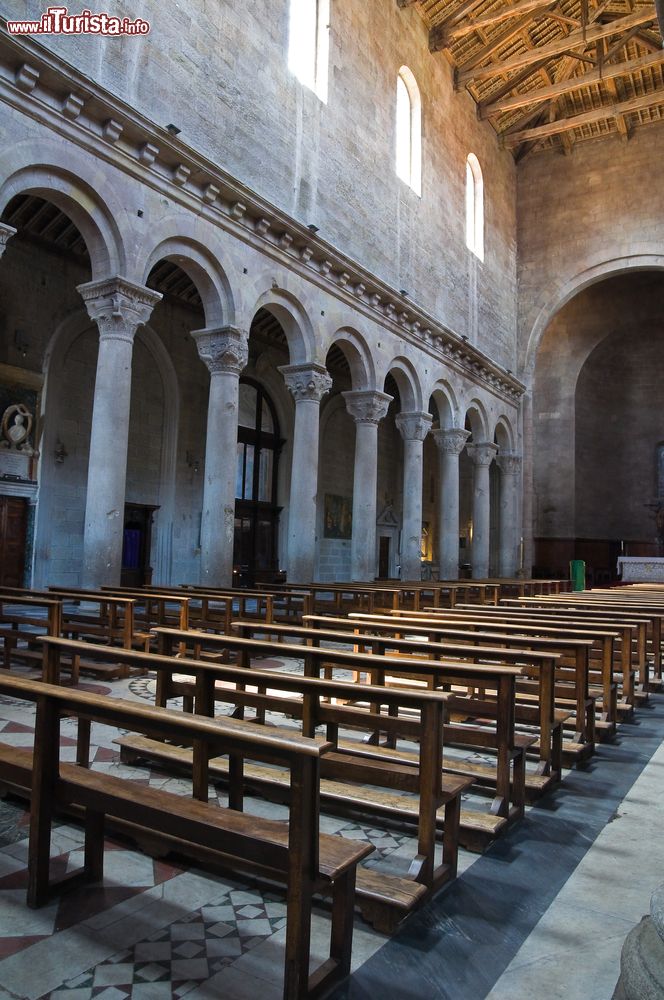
[324,494,352,539]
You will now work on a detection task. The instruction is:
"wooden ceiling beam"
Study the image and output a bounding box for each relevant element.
[634,28,663,51]
[478,48,664,118]
[458,7,656,86]
[475,60,549,104]
[432,0,556,49]
[597,37,630,140]
[428,0,485,43]
[503,89,664,145]
[456,12,545,70]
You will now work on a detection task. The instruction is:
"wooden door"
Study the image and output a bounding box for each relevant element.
[0,496,27,587]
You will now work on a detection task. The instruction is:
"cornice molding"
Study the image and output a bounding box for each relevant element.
[0,25,524,405]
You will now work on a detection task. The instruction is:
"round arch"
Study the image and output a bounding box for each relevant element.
[464,399,489,440]
[429,381,459,428]
[382,356,423,412]
[324,327,374,390]
[0,161,125,279]
[493,416,516,452]
[248,286,316,364]
[524,255,664,377]
[142,234,236,329]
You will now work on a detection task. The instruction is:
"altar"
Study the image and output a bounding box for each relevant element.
[616,556,664,583]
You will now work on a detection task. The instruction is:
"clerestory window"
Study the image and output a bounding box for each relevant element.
[288,0,330,102]
[396,66,422,196]
[465,153,484,261]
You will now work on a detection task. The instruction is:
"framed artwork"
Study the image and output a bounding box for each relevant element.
[324,494,352,539]
[0,364,43,482]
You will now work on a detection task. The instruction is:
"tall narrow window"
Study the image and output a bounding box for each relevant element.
[395,66,421,196]
[465,153,484,261]
[288,0,330,102]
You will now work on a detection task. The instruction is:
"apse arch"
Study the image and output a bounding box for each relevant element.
[524,256,664,378]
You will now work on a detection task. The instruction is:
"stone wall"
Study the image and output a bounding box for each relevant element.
[532,272,664,548]
[517,123,664,373]
[14,0,518,367]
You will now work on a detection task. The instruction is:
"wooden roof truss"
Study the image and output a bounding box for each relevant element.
[398,0,664,157]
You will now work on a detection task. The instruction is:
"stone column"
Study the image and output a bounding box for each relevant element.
[497,452,522,578]
[395,411,432,581]
[342,389,392,582]
[467,441,498,580]
[193,326,249,588]
[78,276,162,588]
[432,427,471,580]
[0,223,17,258]
[280,363,332,583]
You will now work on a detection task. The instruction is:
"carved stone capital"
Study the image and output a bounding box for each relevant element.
[77,276,162,343]
[192,326,249,376]
[432,427,471,456]
[279,363,332,403]
[395,411,432,442]
[497,452,522,477]
[467,442,499,468]
[0,223,17,259]
[342,390,392,425]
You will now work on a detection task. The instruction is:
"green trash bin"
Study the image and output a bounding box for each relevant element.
[570,559,586,592]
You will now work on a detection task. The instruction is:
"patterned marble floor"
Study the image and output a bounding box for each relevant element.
[1,658,662,1000]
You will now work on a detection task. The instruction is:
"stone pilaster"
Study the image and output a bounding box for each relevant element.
[77,276,162,588]
[280,363,332,583]
[467,441,498,580]
[496,452,522,578]
[432,427,471,580]
[193,326,249,587]
[395,411,432,581]
[343,390,392,581]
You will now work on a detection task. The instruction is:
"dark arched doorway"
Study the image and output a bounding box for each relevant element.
[233,377,283,586]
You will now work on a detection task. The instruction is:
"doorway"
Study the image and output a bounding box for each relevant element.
[233,379,282,586]
[122,503,159,587]
[0,495,27,587]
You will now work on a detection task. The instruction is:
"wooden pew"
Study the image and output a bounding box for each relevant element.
[0,586,150,679]
[230,617,562,794]
[0,671,372,1000]
[37,636,467,929]
[0,594,62,671]
[386,604,622,723]
[450,602,641,708]
[342,611,600,759]
[149,626,528,847]
[504,593,663,688]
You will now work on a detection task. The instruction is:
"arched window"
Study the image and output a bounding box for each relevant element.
[396,66,421,196]
[288,0,330,102]
[465,153,484,261]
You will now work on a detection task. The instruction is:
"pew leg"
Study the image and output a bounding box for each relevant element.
[283,880,313,1000]
[77,718,91,768]
[511,748,526,819]
[84,809,105,883]
[442,792,461,879]
[327,868,356,979]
